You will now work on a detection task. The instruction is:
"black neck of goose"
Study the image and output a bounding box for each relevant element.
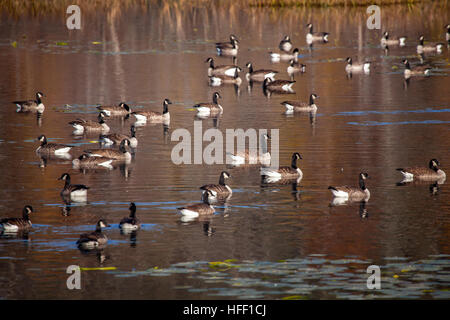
[41,136,48,146]
[419,38,424,45]
[291,157,298,169]
[248,65,253,73]
[22,209,30,219]
[308,25,313,33]
[163,102,169,114]
[36,94,41,104]
[202,192,211,204]
[212,95,219,104]
[95,224,103,233]
[348,59,352,65]
[309,95,315,105]
[130,127,136,137]
[429,161,438,172]
[219,174,226,185]
[359,176,366,190]
[404,61,411,70]
[120,142,128,153]
[209,59,214,68]
[129,207,136,218]
[64,176,71,188]
[98,115,105,124]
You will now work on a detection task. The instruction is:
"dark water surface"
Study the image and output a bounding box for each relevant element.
[0,2,449,299]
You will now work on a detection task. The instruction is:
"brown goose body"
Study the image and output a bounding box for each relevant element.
[0,206,34,232]
[282,94,318,113]
[84,139,132,161]
[12,92,45,113]
[119,203,141,230]
[194,92,223,115]
[36,135,72,154]
[200,171,232,199]
[263,78,295,92]
[72,154,114,169]
[216,35,239,56]
[96,103,131,117]
[100,126,138,148]
[132,99,171,123]
[328,173,370,201]
[228,134,271,165]
[417,35,444,54]
[77,220,109,249]
[245,62,278,82]
[206,57,241,77]
[397,159,446,181]
[260,152,303,181]
[279,35,293,52]
[178,190,216,218]
[58,173,89,199]
[69,113,110,133]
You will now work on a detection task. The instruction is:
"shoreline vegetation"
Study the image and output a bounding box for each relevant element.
[0,0,447,16]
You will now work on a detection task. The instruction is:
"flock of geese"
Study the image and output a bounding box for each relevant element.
[1,23,449,250]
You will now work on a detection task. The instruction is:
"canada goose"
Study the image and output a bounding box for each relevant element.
[345,57,370,73]
[260,152,303,180]
[417,35,444,54]
[69,112,110,134]
[0,205,34,233]
[97,102,131,117]
[76,219,109,250]
[193,92,223,116]
[306,23,329,43]
[177,190,215,218]
[446,24,450,43]
[119,203,141,231]
[12,92,45,113]
[282,94,319,113]
[263,78,295,93]
[402,59,431,78]
[209,68,242,86]
[215,34,239,56]
[287,59,306,74]
[380,31,406,47]
[84,139,132,161]
[58,173,89,200]
[328,172,370,201]
[227,133,271,165]
[72,154,114,170]
[397,159,446,182]
[36,135,72,155]
[100,125,138,148]
[205,57,241,77]
[269,48,299,62]
[245,62,278,82]
[279,35,293,52]
[132,99,171,123]
[200,171,232,200]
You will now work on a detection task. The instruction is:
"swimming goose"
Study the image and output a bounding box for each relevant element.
[206,57,241,77]
[69,112,110,134]
[269,48,299,62]
[417,35,444,54]
[215,34,239,56]
[193,92,223,116]
[72,154,114,170]
[328,172,370,201]
[245,62,278,82]
[36,135,72,155]
[119,203,141,231]
[209,68,242,86]
[260,152,303,180]
[287,59,306,74]
[12,92,45,113]
[380,31,406,47]
[132,99,171,123]
[397,159,446,182]
[227,133,271,165]
[84,139,132,161]
[76,219,109,250]
[345,57,371,73]
[58,173,89,200]
[282,94,319,113]
[263,78,295,92]
[100,125,138,148]
[97,102,131,117]
[279,35,293,52]
[177,190,215,218]
[306,23,329,43]
[402,59,431,78]
[0,206,34,233]
[200,171,232,200]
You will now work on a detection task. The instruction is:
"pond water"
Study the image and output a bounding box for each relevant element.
[0,2,449,299]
